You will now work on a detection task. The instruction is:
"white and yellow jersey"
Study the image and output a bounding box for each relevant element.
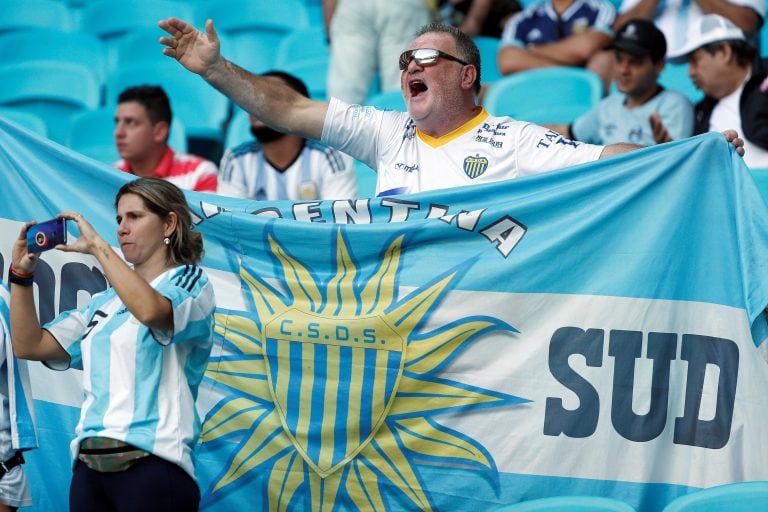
[321,98,604,196]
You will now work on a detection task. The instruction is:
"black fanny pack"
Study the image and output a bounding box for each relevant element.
[78,437,150,473]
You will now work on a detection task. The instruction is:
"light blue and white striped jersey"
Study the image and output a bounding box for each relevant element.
[0,282,37,459]
[218,140,357,200]
[44,265,215,479]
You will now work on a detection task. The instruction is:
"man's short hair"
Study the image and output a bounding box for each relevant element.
[117,85,172,125]
[699,39,757,67]
[414,23,482,94]
[260,71,310,98]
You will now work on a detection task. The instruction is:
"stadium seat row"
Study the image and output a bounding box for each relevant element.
[493,481,768,511]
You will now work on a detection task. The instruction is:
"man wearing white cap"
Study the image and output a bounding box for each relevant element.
[668,14,768,168]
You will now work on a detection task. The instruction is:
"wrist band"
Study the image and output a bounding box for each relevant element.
[8,272,33,287]
[9,265,34,279]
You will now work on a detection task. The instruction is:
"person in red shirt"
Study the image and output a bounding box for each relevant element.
[114,85,218,192]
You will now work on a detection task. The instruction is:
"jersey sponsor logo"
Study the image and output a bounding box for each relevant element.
[394,162,418,174]
[463,154,489,179]
[404,122,417,141]
[475,134,504,148]
[537,130,580,149]
[528,28,544,42]
[479,122,508,137]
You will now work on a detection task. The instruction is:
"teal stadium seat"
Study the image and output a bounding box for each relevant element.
[274,27,331,98]
[495,496,637,511]
[224,108,252,151]
[0,61,100,143]
[79,0,196,75]
[761,23,768,57]
[67,107,187,165]
[661,481,768,511]
[199,0,309,74]
[659,63,703,104]
[115,27,233,70]
[473,35,503,85]
[275,26,330,69]
[0,29,108,86]
[365,90,407,112]
[105,60,230,144]
[0,108,48,138]
[354,160,378,198]
[0,0,75,34]
[483,67,603,124]
[280,57,330,100]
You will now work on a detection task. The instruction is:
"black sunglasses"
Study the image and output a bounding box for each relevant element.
[398,48,470,70]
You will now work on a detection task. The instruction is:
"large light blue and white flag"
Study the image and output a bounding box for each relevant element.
[1,116,768,511]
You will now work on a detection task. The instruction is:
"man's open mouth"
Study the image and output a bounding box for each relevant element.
[409,79,428,97]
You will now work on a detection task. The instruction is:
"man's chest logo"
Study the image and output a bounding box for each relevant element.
[463,154,489,179]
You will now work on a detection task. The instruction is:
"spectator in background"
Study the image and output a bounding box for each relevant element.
[548,19,693,145]
[219,71,357,200]
[438,0,522,38]
[614,0,764,58]
[114,85,218,192]
[668,14,768,168]
[0,280,36,512]
[323,0,432,104]
[497,0,617,90]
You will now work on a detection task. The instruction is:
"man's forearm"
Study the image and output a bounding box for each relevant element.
[695,0,760,32]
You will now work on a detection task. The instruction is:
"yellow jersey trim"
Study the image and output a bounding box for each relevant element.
[416,108,489,148]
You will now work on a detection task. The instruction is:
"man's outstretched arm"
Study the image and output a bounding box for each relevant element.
[159,17,329,141]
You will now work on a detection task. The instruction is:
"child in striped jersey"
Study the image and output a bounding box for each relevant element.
[8,178,215,512]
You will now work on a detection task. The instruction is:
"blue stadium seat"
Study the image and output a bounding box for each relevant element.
[79,0,196,75]
[199,0,309,74]
[0,61,100,143]
[224,108,252,151]
[661,481,768,511]
[280,57,330,100]
[67,106,187,165]
[496,496,637,511]
[659,63,703,104]
[105,60,229,143]
[473,35,503,84]
[115,27,233,73]
[0,107,48,138]
[354,160,377,198]
[761,23,768,57]
[114,27,175,67]
[0,0,75,33]
[483,67,603,124]
[365,90,407,112]
[275,25,330,68]
[0,29,108,85]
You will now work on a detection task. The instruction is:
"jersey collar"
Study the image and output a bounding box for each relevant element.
[416,108,489,148]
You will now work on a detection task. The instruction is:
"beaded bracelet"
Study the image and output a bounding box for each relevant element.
[8,266,34,287]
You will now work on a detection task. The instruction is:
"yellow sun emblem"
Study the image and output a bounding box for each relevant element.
[201,229,526,510]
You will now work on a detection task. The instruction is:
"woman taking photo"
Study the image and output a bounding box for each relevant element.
[8,177,215,511]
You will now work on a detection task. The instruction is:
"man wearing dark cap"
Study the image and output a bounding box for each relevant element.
[547,19,693,146]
